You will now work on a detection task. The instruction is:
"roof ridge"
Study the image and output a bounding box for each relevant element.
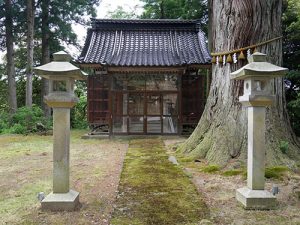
[91,18,202,31]
[91,18,199,23]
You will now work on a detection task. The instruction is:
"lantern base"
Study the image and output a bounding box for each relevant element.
[236,187,276,210]
[41,189,80,211]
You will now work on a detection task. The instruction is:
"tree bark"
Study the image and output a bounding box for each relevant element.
[4,0,17,113]
[26,0,34,107]
[180,0,300,167]
[41,0,51,117]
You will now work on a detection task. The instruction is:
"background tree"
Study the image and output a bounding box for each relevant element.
[37,0,100,116]
[0,0,100,132]
[4,0,17,113]
[179,0,300,167]
[40,0,51,117]
[26,0,34,107]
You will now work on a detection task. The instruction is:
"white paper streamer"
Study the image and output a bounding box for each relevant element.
[233,53,237,63]
[247,49,251,58]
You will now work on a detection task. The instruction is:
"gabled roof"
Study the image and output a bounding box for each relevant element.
[78,18,211,67]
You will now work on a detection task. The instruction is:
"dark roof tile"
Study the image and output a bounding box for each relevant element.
[78,19,211,66]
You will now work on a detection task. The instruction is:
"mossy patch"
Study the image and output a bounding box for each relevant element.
[111,138,209,225]
[222,169,243,176]
[265,166,289,180]
[241,166,290,180]
[201,165,220,173]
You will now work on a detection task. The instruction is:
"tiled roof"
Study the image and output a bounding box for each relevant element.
[78,19,211,67]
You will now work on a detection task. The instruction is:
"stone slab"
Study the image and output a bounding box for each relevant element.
[236,187,276,210]
[41,190,80,211]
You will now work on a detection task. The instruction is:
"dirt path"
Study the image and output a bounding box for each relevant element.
[111,138,209,225]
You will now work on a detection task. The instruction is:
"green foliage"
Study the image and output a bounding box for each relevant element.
[0,112,10,132]
[0,0,100,117]
[287,92,300,136]
[9,123,27,134]
[0,105,52,134]
[201,165,220,173]
[141,0,208,33]
[71,84,88,129]
[141,0,183,19]
[279,140,289,154]
[265,166,289,180]
[107,6,138,19]
[0,64,8,112]
[283,0,300,136]
[283,0,300,70]
[35,0,101,49]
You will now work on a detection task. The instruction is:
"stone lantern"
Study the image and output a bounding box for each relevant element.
[230,52,288,209]
[34,51,86,211]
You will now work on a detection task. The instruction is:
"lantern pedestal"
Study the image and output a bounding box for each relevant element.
[230,52,288,210]
[41,190,79,211]
[236,187,276,210]
[41,102,79,211]
[34,51,86,211]
[235,106,276,209]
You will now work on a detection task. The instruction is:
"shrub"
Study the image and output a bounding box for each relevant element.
[0,112,10,133]
[10,123,27,134]
[1,105,52,135]
[71,95,88,129]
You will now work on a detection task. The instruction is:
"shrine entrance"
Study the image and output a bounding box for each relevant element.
[87,70,209,136]
[111,74,179,135]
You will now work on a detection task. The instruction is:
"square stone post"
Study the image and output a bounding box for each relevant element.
[34,51,86,211]
[247,106,266,190]
[230,52,288,209]
[53,107,70,193]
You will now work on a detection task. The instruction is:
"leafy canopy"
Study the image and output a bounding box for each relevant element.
[141,0,208,32]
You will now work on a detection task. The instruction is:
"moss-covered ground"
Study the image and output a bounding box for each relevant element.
[111,138,209,225]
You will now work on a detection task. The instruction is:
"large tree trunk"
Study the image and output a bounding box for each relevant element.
[4,0,17,113]
[26,0,34,107]
[41,0,51,117]
[180,0,300,167]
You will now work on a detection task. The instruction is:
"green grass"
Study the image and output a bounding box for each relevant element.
[0,134,52,159]
[0,180,51,224]
[111,138,209,225]
[0,130,129,225]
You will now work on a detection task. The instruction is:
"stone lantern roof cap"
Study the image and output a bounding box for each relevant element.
[34,51,87,80]
[53,51,72,62]
[230,52,288,80]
